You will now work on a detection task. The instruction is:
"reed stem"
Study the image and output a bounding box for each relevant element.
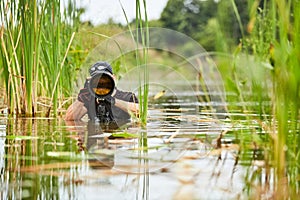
[0,0,80,116]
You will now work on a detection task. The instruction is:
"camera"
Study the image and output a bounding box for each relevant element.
[88,71,115,123]
[88,71,115,99]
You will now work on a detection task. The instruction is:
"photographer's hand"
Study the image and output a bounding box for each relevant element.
[104,95,115,105]
[112,96,139,117]
[77,79,91,108]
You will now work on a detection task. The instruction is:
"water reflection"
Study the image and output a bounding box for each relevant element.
[0,103,272,200]
[0,121,6,200]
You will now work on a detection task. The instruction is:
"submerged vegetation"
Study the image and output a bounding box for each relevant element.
[0,0,300,199]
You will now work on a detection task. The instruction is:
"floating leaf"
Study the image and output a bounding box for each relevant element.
[110,132,138,139]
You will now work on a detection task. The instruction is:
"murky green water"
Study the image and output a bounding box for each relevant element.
[0,91,271,199]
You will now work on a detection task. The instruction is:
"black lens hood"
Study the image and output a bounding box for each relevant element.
[88,71,115,98]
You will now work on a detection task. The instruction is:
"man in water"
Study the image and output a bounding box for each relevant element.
[65,61,139,122]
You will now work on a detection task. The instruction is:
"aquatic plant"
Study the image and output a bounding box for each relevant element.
[225,0,300,198]
[0,0,81,117]
[271,0,300,198]
[120,0,149,126]
[135,0,150,126]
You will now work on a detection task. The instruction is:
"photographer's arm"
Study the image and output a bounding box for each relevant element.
[65,85,90,121]
[114,98,139,116]
[64,100,88,121]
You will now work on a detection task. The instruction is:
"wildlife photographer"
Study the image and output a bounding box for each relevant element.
[65,61,139,123]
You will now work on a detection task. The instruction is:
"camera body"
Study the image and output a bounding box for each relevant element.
[88,71,116,123]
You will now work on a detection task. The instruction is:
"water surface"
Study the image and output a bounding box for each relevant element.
[0,91,269,200]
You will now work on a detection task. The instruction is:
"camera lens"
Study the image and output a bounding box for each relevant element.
[89,72,115,98]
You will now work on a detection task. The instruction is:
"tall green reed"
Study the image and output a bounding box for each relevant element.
[0,0,80,117]
[135,1,149,198]
[39,0,77,116]
[236,0,300,198]
[120,1,149,198]
[136,0,149,126]
[271,0,300,197]
[120,0,149,126]
[0,0,41,115]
